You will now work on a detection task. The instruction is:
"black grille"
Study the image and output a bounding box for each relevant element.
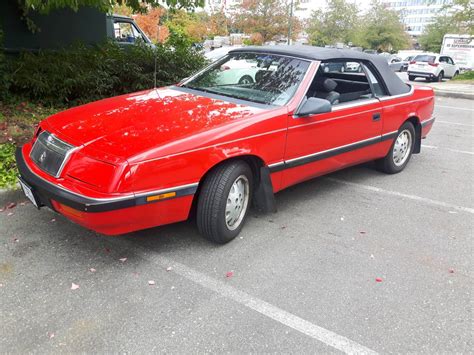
[30,131,74,177]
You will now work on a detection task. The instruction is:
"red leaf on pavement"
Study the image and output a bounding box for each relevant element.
[375,277,383,282]
[6,202,16,209]
[71,283,80,290]
[226,271,234,278]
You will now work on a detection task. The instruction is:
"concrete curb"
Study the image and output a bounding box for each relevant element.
[434,90,474,100]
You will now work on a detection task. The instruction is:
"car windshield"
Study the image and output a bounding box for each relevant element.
[414,55,436,63]
[182,53,310,106]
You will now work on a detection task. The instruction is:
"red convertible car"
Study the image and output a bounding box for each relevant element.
[16,46,435,243]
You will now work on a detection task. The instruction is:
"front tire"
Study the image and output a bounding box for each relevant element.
[197,161,253,244]
[436,71,444,82]
[376,122,415,174]
[408,75,416,81]
[238,75,254,85]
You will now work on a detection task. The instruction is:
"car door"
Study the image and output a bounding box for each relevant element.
[439,56,454,77]
[447,57,457,77]
[281,61,384,189]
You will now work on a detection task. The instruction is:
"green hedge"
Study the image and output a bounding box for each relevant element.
[2,41,207,106]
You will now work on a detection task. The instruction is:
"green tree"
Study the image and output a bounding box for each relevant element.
[356,0,410,51]
[418,16,457,52]
[232,0,300,43]
[419,0,473,52]
[306,0,360,47]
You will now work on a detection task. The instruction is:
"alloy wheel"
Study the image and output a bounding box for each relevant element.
[225,175,250,230]
[393,129,412,166]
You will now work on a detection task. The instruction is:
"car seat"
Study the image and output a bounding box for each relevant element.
[311,78,340,105]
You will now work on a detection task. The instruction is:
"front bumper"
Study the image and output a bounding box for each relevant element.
[16,147,197,234]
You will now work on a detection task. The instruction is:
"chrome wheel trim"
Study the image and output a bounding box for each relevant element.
[393,129,412,166]
[225,175,250,231]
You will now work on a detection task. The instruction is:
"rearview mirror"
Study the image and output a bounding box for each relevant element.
[295,97,332,117]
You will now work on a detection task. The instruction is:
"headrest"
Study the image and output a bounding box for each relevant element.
[322,78,337,92]
[313,78,338,92]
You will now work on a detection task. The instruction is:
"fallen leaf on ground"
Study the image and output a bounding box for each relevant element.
[105,248,110,253]
[47,332,55,339]
[71,283,80,290]
[6,202,16,209]
[13,238,19,243]
[148,280,156,285]
[359,231,366,234]
[50,218,56,222]
[119,258,127,262]
[226,271,234,278]
[7,212,13,216]
[89,268,96,273]
[448,268,455,274]
[166,267,172,271]
[375,277,383,282]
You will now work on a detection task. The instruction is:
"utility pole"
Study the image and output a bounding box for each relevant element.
[287,0,294,45]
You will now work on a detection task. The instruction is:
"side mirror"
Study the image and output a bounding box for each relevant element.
[295,97,332,117]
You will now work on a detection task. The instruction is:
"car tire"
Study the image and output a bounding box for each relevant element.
[408,75,416,81]
[436,71,444,82]
[238,75,254,85]
[452,71,459,79]
[197,161,253,244]
[376,121,415,174]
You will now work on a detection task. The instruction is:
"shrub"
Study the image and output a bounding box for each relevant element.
[4,41,207,106]
[0,143,17,189]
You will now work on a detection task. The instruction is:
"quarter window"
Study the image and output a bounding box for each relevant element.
[306,60,385,106]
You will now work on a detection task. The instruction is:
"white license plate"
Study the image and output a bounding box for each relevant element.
[19,179,38,208]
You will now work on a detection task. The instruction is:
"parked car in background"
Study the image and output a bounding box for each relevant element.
[204,46,242,62]
[407,54,460,82]
[16,46,435,244]
[380,53,404,72]
[110,14,154,48]
[401,56,415,72]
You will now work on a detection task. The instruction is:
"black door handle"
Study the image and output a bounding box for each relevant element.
[373,113,381,121]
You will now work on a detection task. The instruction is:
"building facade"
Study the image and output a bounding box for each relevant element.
[383,0,453,36]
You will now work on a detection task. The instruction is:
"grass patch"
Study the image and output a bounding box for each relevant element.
[0,101,60,189]
[453,70,474,81]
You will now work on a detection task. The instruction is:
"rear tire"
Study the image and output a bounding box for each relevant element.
[408,75,416,81]
[376,122,415,174]
[238,75,254,85]
[197,161,253,244]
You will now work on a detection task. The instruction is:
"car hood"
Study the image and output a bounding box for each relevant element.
[45,87,262,162]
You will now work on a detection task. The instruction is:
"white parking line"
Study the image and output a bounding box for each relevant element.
[436,105,474,112]
[421,144,474,155]
[326,178,474,214]
[142,252,378,355]
[435,120,474,127]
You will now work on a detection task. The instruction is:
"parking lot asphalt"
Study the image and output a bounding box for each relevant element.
[1,96,472,353]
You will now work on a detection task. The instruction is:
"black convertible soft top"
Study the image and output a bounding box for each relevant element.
[229,45,411,96]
